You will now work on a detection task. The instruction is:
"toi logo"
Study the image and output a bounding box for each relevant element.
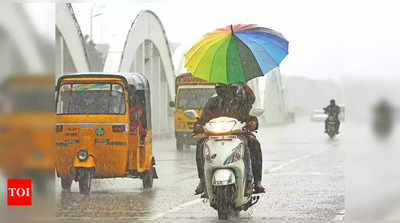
[7,179,32,206]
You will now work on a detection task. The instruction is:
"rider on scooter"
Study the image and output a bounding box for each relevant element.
[324,99,341,134]
[194,83,265,196]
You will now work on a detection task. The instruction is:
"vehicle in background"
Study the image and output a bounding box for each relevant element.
[0,74,55,193]
[169,73,215,151]
[372,100,394,139]
[310,109,327,122]
[55,73,157,194]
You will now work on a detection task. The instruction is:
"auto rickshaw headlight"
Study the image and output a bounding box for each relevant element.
[77,150,89,161]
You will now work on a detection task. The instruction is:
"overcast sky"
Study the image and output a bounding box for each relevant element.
[24,1,400,78]
[69,0,400,78]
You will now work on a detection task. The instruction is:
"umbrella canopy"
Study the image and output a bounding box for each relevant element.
[185,24,289,83]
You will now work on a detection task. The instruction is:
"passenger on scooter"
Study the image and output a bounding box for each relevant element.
[236,83,265,194]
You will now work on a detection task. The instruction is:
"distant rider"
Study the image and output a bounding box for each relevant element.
[324,99,341,134]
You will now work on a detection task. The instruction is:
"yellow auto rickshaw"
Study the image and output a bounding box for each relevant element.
[0,74,55,193]
[55,73,157,194]
[170,73,215,151]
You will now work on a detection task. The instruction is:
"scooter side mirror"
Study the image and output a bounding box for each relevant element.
[169,101,175,107]
[249,108,264,117]
[184,109,199,120]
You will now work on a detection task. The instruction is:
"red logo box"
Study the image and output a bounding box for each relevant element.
[7,179,32,206]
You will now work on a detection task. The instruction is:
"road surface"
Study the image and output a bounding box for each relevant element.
[55,117,345,222]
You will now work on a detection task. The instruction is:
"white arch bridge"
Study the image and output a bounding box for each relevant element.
[55,3,288,136]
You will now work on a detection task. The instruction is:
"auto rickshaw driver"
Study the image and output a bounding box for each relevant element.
[129,90,147,144]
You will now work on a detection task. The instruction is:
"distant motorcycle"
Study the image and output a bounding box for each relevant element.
[184,110,261,220]
[325,115,339,139]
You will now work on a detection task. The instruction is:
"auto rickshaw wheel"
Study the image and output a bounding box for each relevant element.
[61,177,72,192]
[176,138,184,151]
[142,167,153,189]
[78,168,93,195]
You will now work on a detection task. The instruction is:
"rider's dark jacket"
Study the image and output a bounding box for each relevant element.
[324,104,341,120]
[197,95,258,128]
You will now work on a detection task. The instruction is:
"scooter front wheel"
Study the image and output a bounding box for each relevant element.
[214,185,235,220]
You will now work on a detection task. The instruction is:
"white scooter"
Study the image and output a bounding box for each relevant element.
[184,109,263,220]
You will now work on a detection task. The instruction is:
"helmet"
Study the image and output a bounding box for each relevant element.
[330,99,336,104]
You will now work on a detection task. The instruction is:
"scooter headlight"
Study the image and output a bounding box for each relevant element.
[223,143,244,165]
[77,150,89,161]
[207,121,236,134]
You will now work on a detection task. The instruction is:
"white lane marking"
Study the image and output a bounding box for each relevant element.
[267,150,326,173]
[268,172,340,176]
[147,198,202,220]
[333,209,345,221]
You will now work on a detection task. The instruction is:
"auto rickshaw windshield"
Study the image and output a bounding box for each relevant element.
[56,83,126,114]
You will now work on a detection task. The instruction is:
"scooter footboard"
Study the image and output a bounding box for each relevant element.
[212,169,236,186]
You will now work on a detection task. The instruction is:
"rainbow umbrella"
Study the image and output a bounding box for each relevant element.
[185,24,289,83]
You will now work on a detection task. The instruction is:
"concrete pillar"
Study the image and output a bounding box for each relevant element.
[130,53,136,72]
[135,44,143,73]
[151,49,162,136]
[263,68,287,124]
[160,61,168,135]
[55,32,64,78]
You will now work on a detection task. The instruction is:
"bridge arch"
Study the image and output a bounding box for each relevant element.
[119,10,175,136]
[56,3,90,77]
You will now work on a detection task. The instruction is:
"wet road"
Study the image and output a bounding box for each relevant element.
[55,117,345,222]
